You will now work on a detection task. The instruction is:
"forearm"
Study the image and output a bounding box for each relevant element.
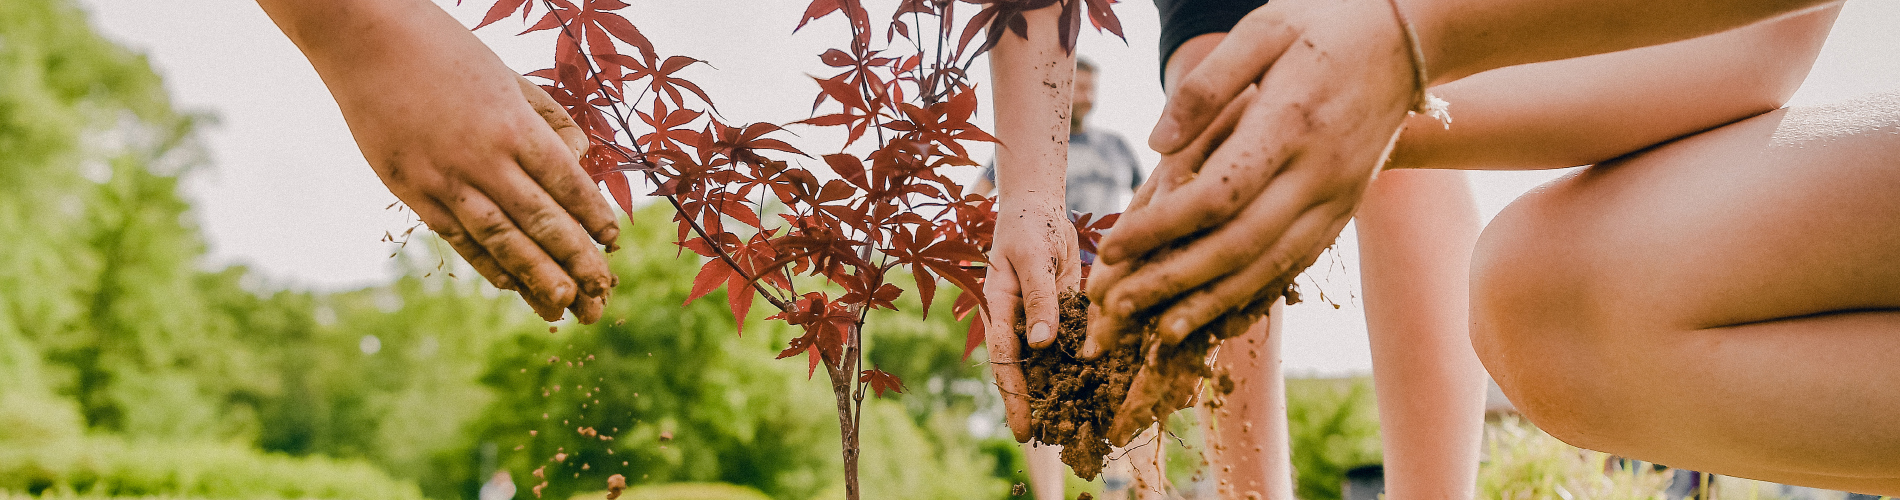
[1355,170,1487,500]
[987,5,1074,210]
[1389,5,1838,171]
[255,0,505,89]
[1411,0,1840,84]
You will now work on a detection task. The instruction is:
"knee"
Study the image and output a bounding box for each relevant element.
[1468,179,1639,452]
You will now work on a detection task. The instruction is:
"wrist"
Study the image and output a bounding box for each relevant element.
[1397,0,1506,86]
[1394,0,1460,86]
[258,0,459,76]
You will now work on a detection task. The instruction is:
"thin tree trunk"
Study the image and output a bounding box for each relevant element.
[828,341,861,500]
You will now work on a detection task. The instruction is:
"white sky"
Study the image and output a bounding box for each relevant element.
[74,0,1900,375]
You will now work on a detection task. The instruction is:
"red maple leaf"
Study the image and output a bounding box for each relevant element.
[859,367,905,397]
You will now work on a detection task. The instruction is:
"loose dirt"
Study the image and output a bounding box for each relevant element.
[1020,291,1137,480]
[1020,284,1298,480]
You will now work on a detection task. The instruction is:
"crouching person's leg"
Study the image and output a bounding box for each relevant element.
[1471,94,1900,496]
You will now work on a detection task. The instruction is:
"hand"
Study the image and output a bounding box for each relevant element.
[1082,87,1259,358]
[1091,0,1418,345]
[985,198,1082,442]
[279,0,621,323]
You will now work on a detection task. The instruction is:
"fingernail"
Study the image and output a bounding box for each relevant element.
[1149,118,1180,150]
[1115,299,1136,316]
[1080,341,1100,359]
[582,276,609,297]
[495,275,518,291]
[597,227,621,250]
[543,282,576,308]
[1029,322,1053,346]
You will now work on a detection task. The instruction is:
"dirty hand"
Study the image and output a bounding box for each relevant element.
[986,198,1082,443]
[1091,0,1418,344]
[1081,86,1259,358]
[274,0,621,323]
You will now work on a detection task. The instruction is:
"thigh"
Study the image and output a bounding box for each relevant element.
[1513,95,1900,333]
[1471,92,1900,486]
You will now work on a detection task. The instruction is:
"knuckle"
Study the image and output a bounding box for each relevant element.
[467,216,518,243]
[1021,288,1057,308]
[430,222,473,245]
[1173,84,1220,115]
[1185,191,1232,220]
[523,208,573,240]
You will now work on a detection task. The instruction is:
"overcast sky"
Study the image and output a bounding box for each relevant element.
[74,0,1900,375]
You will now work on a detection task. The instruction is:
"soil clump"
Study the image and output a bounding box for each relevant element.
[1020,285,1298,480]
[1020,291,1139,480]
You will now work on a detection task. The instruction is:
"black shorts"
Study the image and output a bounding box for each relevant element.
[1155,0,1268,83]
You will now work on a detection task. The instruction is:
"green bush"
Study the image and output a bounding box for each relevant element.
[567,483,771,500]
[0,437,422,499]
[1477,417,1674,500]
[1286,377,1383,500]
[452,204,1010,500]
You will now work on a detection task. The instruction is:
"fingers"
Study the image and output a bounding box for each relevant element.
[436,182,578,321]
[465,158,616,321]
[1152,209,1347,345]
[983,264,1034,443]
[1081,261,1133,359]
[1100,87,1260,265]
[514,82,622,252]
[1019,254,1062,350]
[1100,161,1323,322]
[1148,8,1300,154]
[410,196,520,291]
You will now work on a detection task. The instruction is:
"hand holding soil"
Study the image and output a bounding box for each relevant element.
[1092,0,1416,339]
[986,199,1084,442]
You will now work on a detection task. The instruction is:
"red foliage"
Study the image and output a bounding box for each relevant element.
[464,0,1123,496]
[467,2,1120,480]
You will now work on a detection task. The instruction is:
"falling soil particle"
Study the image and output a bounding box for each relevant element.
[553,452,568,462]
[1012,483,1027,496]
[605,474,628,499]
[1078,494,1094,500]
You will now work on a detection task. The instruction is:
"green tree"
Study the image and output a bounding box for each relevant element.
[456,204,1008,500]
[0,0,189,440]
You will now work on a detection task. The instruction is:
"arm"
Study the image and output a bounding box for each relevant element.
[254,0,618,322]
[1090,0,1845,351]
[1390,5,1839,171]
[981,4,1079,442]
[1170,34,1489,500]
[1414,0,1839,87]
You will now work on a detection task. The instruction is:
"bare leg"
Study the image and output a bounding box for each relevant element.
[1024,442,1066,500]
[1357,169,1489,500]
[1203,308,1296,500]
[1472,93,1900,495]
